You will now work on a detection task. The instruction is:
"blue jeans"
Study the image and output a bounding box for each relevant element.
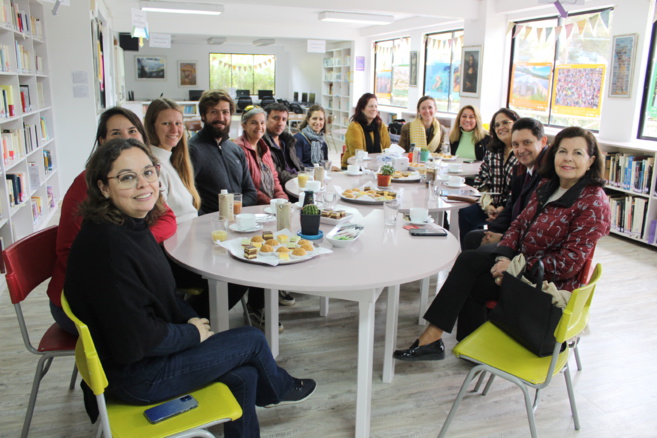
[50,300,77,335]
[109,327,294,438]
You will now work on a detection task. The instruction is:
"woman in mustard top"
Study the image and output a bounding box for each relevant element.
[341,93,391,167]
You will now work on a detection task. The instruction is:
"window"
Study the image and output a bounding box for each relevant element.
[640,23,657,139]
[508,9,613,131]
[209,53,275,95]
[423,30,464,113]
[374,37,410,108]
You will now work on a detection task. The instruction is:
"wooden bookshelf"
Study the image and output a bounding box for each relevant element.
[0,0,58,244]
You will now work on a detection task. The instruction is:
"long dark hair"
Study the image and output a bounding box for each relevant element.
[89,107,148,163]
[488,108,520,152]
[80,138,166,225]
[350,93,381,126]
[540,126,605,187]
[300,104,327,134]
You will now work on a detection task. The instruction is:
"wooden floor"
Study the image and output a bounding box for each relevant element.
[1,233,657,437]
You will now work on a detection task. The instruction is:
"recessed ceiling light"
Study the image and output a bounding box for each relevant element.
[140,1,223,16]
[207,37,227,45]
[318,11,393,25]
[253,39,275,46]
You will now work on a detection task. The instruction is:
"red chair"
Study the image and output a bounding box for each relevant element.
[4,226,78,438]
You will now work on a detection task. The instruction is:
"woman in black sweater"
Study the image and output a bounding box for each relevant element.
[65,138,316,438]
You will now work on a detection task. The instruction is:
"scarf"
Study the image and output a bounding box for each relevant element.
[359,120,381,153]
[259,161,275,199]
[301,125,325,165]
[409,118,442,152]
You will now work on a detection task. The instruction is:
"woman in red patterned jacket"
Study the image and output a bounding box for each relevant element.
[394,126,610,361]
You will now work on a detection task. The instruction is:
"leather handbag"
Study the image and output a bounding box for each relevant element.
[489,260,563,357]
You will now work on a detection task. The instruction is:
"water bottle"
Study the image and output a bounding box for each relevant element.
[441,141,451,156]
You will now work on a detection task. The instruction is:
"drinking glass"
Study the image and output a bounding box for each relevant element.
[233,194,243,215]
[383,200,400,226]
[324,191,338,210]
[298,171,310,189]
[210,216,228,244]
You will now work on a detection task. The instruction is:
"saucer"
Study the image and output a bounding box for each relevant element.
[297,230,324,240]
[345,171,363,176]
[229,223,264,233]
[403,217,435,226]
[264,207,275,214]
[444,182,466,188]
[448,169,464,174]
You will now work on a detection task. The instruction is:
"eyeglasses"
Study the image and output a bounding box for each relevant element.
[107,165,160,189]
[494,120,514,129]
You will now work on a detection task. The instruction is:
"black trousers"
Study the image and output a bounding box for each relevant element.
[423,250,500,341]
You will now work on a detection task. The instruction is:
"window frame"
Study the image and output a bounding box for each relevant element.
[422,29,464,114]
[373,36,410,108]
[638,20,657,141]
[208,53,276,95]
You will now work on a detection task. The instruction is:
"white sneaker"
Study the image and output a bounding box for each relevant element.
[246,307,284,333]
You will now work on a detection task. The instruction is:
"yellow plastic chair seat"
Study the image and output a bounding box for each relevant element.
[106,383,242,438]
[453,322,570,385]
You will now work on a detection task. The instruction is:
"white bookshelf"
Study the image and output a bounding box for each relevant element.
[0,0,58,245]
[321,47,352,141]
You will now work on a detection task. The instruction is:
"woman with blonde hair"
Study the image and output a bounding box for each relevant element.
[294,104,329,167]
[398,95,449,153]
[144,98,201,223]
[448,105,489,160]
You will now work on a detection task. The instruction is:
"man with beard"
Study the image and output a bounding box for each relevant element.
[189,90,257,214]
[261,103,303,187]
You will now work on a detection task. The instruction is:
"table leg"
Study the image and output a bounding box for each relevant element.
[208,279,230,333]
[264,288,279,358]
[319,296,329,317]
[355,290,378,438]
[382,285,400,383]
[418,276,431,326]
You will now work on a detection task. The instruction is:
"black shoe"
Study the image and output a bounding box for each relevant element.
[278,290,296,306]
[393,338,445,361]
[265,378,316,408]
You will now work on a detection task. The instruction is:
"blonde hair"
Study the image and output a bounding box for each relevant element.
[144,98,201,210]
[449,105,487,144]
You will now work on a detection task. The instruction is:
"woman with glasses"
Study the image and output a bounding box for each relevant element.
[294,104,329,168]
[458,108,520,243]
[341,93,391,167]
[448,105,489,160]
[398,96,449,153]
[235,106,288,205]
[65,138,316,437]
[47,107,176,335]
[143,98,201,223]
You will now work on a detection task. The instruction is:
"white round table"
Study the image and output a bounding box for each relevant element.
[164,206,460,438]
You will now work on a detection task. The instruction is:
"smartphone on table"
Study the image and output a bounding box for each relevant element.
[409,228,448,237]
[144,394,198,424]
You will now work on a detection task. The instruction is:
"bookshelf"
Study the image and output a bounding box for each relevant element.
[321,47,352,142]
[0,0,58,245]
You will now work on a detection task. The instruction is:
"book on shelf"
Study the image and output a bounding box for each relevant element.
[6,172,26,205]
[0,43,10,72]
[27,161,39,187]
[47,185,54,208]
[604,152,653,194]
[23,122,38,153]
[0,84,15,117]
[2,128,25,164]
[39,116,48,140]
[31,195,42,221]
[648,219,657,244]
[36,82,45,107]
[19,84,30,112]
[607,194,649,240]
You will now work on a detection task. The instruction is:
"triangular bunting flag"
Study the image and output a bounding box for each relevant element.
[536,27,544,42]
[577,19,587,35]
[524,26,533,40]
[555,25,562,39]
[589,14,599,31]
[506,22,515,34]
[459,35,464,47]
[545,27,553,41]
[600,9,610,29]
[565,23,575,39]
[513,24,524,39]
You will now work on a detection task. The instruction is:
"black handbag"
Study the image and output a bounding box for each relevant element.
[489,260,563,357]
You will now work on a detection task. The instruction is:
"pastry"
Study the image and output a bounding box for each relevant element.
[265,239,279,247]
[299,241,314,252]
[298,239,310,246]
[251,235,264,243]
[278,252,290,261]
[244,244,258,259]
[260,244,274,253]
[240,238,251,246]
[292,247,307,257]
[262,231,274,240]
[277,234,289,243]
[276,246,290,253]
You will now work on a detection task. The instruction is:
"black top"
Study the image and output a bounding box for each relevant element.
[65,217,198,384]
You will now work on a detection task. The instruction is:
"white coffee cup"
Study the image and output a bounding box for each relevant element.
[236,213,256,231]
[448,163,463,173]
[449,175,465,186]
[347,164,359,174]
[305,180,321,192]
[409,207,429,223]
[355,150,366,161]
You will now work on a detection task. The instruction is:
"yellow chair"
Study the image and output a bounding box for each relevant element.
[61,295,242,438]
[437,264,602,438]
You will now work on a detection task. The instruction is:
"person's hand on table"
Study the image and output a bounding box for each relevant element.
[485,205,504,221]
[481,231,502,246]
[491,258,510,285]
[189,317,214,342]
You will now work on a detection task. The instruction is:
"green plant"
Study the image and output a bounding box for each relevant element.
[380,164,395,176]
[301,204,320,215]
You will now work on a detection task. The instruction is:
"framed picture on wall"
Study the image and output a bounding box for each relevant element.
[409,51,418,87]
[136,56,166,80]
[178,61,197,87]
[609,34,637,98]
[460,46,482,97]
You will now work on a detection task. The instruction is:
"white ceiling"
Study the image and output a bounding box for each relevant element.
[99,0,483,47]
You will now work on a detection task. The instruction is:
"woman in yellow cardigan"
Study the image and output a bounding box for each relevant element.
[341,93,391,167]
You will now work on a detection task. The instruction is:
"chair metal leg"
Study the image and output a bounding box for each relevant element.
[563,363,580,430]
[519,384,539,438]
[21,354,54,438]
[571,337,583,371]
[438,366,480,438]
[69,364,78,390]
[481,374,496,396]
[241,296,252,326]
[473,371,487,392]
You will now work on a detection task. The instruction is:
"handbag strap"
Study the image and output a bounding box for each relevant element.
[516,259,544,288]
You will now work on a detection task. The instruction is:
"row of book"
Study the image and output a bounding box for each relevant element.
[15,41,31,72]
[6,171,26,206]
[608,195,649,240]
[8,1,43,38]
[2,120,49,165]
[604,152,653,194]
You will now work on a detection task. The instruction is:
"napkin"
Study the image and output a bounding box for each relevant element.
[385,144,406,157]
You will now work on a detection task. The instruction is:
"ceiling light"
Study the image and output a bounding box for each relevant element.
[253,39,275,46]
[207,37,226,45]
[140,1,223,15]
[318,11,393,25]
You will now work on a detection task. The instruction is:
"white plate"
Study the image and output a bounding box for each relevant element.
[228,223,264,233]
[345,171,363,176]
[392,171,421,182]
[443,182,466,188]
[320,212,354,225]
[403,217,435,226]
[255,213,275,223]
[448,169,464,174]
[441,155,458,161]
[263,206,274,214]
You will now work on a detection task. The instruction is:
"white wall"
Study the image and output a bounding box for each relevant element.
[123,42,324,102]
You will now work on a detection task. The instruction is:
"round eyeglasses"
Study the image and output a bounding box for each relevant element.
[107,165,160,189]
